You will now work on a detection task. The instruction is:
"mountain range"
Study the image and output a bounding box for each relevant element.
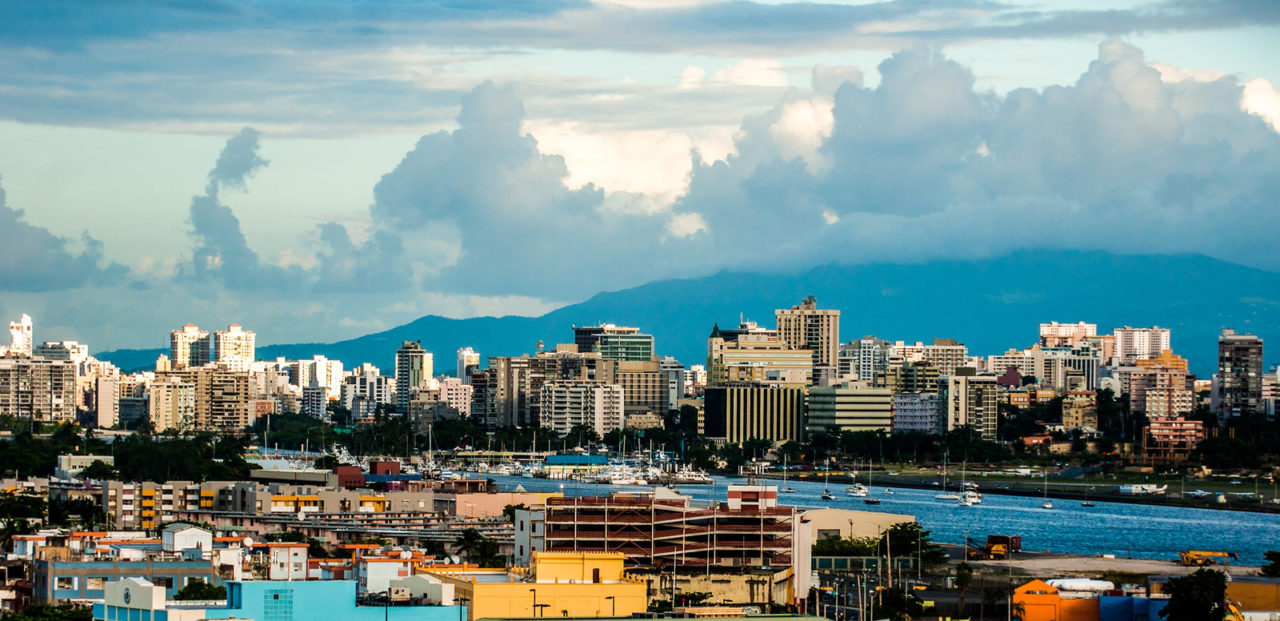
[98,250,1280,378]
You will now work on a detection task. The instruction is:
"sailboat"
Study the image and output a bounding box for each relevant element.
[1082,485,1095,507]
[782,456,795,493]
[958,462,981,506]
[934,454,961,500]
[821,470,835,500]
[1041,468,1054,509]
[863,464,881,505]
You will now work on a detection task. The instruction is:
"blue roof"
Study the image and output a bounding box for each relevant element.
[545,454,607,465]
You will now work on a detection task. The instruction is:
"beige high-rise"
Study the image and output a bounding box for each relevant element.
[775,296,839,382]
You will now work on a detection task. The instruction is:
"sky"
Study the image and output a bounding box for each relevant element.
[1,0,1279,353]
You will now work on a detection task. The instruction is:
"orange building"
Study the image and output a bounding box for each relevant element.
[1013,580,1099,621]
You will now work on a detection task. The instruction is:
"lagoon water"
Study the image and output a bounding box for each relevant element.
[487,474,1280,565]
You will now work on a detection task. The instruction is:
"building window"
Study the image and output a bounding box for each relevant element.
[86,577,106,591]
[153,577,173,588]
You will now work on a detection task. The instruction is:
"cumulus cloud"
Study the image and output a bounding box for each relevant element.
[0,177,128,292]
[369,81,681,297]
[665,40,1280,272]
[182,128,308,290]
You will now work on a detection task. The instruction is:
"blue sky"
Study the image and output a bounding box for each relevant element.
[1,0,1279,352]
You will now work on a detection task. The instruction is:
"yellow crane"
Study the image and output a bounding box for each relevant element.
[1178,550,1239,566]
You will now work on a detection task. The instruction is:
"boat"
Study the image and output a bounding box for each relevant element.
[935,454,961,500]
[781,457,796,493]
[1041,468,1053,509]
[961,490,982,506]
[863,497,881,505]
[821,470,835,500]
[847,483,869,497]
[1082,486,1095,507]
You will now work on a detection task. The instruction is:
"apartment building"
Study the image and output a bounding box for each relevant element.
[776,296,840,383]
[892,392,939,434]
[938,371,1000,440]
[707,322,813,386]
[538,381,625,438]
[0,357,78,422]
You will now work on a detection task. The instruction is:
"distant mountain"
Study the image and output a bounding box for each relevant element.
[99,250,1280,377]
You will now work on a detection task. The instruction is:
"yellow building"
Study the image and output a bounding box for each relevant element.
[423,551,647,621]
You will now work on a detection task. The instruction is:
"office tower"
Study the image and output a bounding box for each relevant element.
[538,381,625,438]
[1113,326,1172,366]
[395,341,431,412]
[775,296,839,383]
[1215,329,1263,417]
[838,336,890,383]
[170,324,211,369]
[7,314,32,357]
[573,324,655,361]
[707,322,813,386]
[456,347,480,384]
[1038,321,1096,348]
[937,372,1000,441]
[806,384,893,434]
[703,382,805,445]
[214,324,256,372]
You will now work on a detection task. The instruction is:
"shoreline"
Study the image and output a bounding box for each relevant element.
[748,473,1280,515]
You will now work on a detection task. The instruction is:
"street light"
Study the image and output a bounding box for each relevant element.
[530,588,538,617]
[457,596,470,621]
[604,596,615,617]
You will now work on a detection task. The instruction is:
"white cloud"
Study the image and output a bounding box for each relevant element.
[769,96,834,171]
[678,66,707,90]
[1149,62,1226,84]
[1243,78,1280,134]
[712,59,788,88]
[524,120,697,204]
[667,212,707,238]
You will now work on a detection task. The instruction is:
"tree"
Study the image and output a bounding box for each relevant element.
[313,455,340,470]
[1160,568,1227,620]
[78,460,118,481]
[954,562,973,611]
[173,579,227,601]
[879,522,949,567]
[1262,550,1280,578]
[502,503,529,522]
[812,533,878,556]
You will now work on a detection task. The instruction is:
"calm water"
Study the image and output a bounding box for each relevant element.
[487,474,1280,565]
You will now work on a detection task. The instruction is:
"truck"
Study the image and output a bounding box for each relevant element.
[987,534,1022,553]
[1178,550,1238,566]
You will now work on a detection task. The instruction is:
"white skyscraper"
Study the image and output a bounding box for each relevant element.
[457,347,480,384]
[1113,326,1172,366]
[170,324,211,369]
[214,324,256,372]
[8,314,33,357]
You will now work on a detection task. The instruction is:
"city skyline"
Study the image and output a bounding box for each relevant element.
[2,1,1279,351]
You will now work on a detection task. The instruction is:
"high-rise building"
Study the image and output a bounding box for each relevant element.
[707,322,812,386]
[149,374,196,432]
[0,357,77,422]
[938,372,1000,441]
[1112,326,1172,366]
[1215,329,1263,418]
[456,347,480,384]
[1128,351,1193,417]
[169,324,211,370]
[34,340,89,364]
[438,377,474,418]
[876,361,940,393]
[573,325,654,362]
[1039,321,1096,348]
[538,381,624,438]
[704,382,805,445]
[775,296,840,383]
[892,392,939,434]
[395,341,431,412]
[838,336,891,383]
[213,324,256,372]
[806,384,893,434]
[921,339,968,377]
[7,314,33,357]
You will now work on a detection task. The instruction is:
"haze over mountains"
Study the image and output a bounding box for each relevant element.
[99,250,1280,378]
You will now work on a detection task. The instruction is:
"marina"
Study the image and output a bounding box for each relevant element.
[484,473,1280,566]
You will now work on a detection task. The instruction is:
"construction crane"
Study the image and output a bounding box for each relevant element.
[1178,550,1239,566]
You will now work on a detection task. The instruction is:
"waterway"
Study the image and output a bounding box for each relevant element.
[486,474,1280,565]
